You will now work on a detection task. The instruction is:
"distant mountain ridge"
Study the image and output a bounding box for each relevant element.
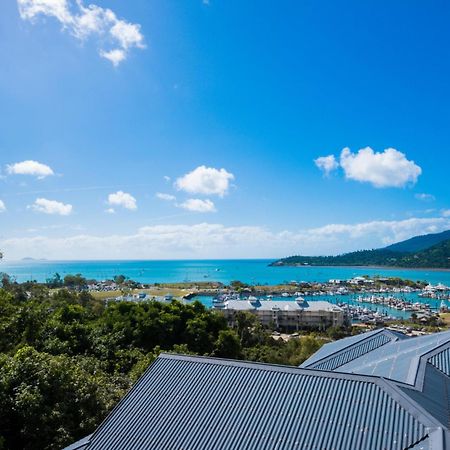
[271,230,450,269]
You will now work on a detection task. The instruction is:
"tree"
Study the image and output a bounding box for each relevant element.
[45,273,63,288]
[63,274,87,290]
[0,347,127,450]
[114,274,126,285]
[213,330,242,359]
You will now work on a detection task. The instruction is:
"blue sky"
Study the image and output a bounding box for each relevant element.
[0,0,449,260]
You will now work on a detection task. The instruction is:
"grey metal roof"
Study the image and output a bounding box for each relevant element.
[63,435,91,450]
[336,330,450,385]
[222,299,342,312]
[64,329,450,450]
[429,346,450,376]
[401,363,450,428]
[300,328,406,370]
[74,354,446,450]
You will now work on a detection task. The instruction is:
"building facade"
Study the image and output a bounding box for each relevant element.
[215,298,346,330]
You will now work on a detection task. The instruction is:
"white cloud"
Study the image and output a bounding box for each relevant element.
[6,160,54,178]
[3,217,450,260]
[301,217,449,247]
[340,147,422,188]
[156,192,176,202]
[0,200,6,213]
[109,19,144,50]
[107,191,137,210]
[175,165,234,197]
[17,0,145,65]
[178,198,216,213]
[18,0,72,23]
[30,198,72,215]
[415,193,435,202]
[99,49,126,66]
[314,155,339,176]
[163,176,171,182]
[105,208,115,214]
[441,209,450,217]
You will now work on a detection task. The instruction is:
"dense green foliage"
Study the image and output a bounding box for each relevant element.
[273,238,450,268]
[384,229,450,253]
[0,281,327,450]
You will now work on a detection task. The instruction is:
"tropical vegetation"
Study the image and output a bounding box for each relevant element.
[0,276,328,450]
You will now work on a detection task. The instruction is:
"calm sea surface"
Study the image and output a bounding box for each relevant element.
[1,259,450,285]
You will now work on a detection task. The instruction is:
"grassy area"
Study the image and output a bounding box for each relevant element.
[90,287,193,300]
[439,313,450,326]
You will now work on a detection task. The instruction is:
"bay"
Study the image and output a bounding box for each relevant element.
[1,259,450,285]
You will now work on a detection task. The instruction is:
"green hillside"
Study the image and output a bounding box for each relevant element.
[384,229,450,253]
[271,234,450,269]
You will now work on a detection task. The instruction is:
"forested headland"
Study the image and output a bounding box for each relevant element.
[272,236,450,269]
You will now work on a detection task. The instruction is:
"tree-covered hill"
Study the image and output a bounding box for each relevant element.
[384,229,450,253]
[271,236,450,269]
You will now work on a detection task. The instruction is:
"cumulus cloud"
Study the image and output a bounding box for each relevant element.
[301,217,449,247]
[340,147,422,188]
[0,200,6,213]
[6,160,54,178]
[30,198,72,215]
[175,166,234,197]
[99,49,126,66]
[3,216,450,260]
[17,0,145,65]
[156,193,176,202]
[415,193,435,202]
[178,198,216,213]
[107,191,137,210]
[441,209,450,217]
[314,155,338,176]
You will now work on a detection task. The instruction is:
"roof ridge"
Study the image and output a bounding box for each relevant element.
[413,341,450,390]
[159,352,406,384]
[301,328,396,369]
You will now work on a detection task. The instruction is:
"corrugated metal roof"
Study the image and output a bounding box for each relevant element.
[309,333,392,371]
[79,354,440,450]
[63,435,91,450]
[429,346,450,376]
[402,363,450,428]
[301,328,405,370]
[64,329,450,450]
[337,331,450,385]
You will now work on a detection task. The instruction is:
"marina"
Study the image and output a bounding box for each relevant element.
[204,292,441,324]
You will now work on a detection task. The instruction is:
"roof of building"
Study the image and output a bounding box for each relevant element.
[221,299,343,313]
[299,328,408,370]
[65,329,450,450]
[335,330,450,385]
[302,329,450,386]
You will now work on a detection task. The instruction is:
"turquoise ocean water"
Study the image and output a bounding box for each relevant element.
[1,259,450,285]
[2,259,450,320]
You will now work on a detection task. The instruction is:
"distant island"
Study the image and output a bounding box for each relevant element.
[271,230,450,269]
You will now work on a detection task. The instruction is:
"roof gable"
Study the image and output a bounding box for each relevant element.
[300,328,406,371]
